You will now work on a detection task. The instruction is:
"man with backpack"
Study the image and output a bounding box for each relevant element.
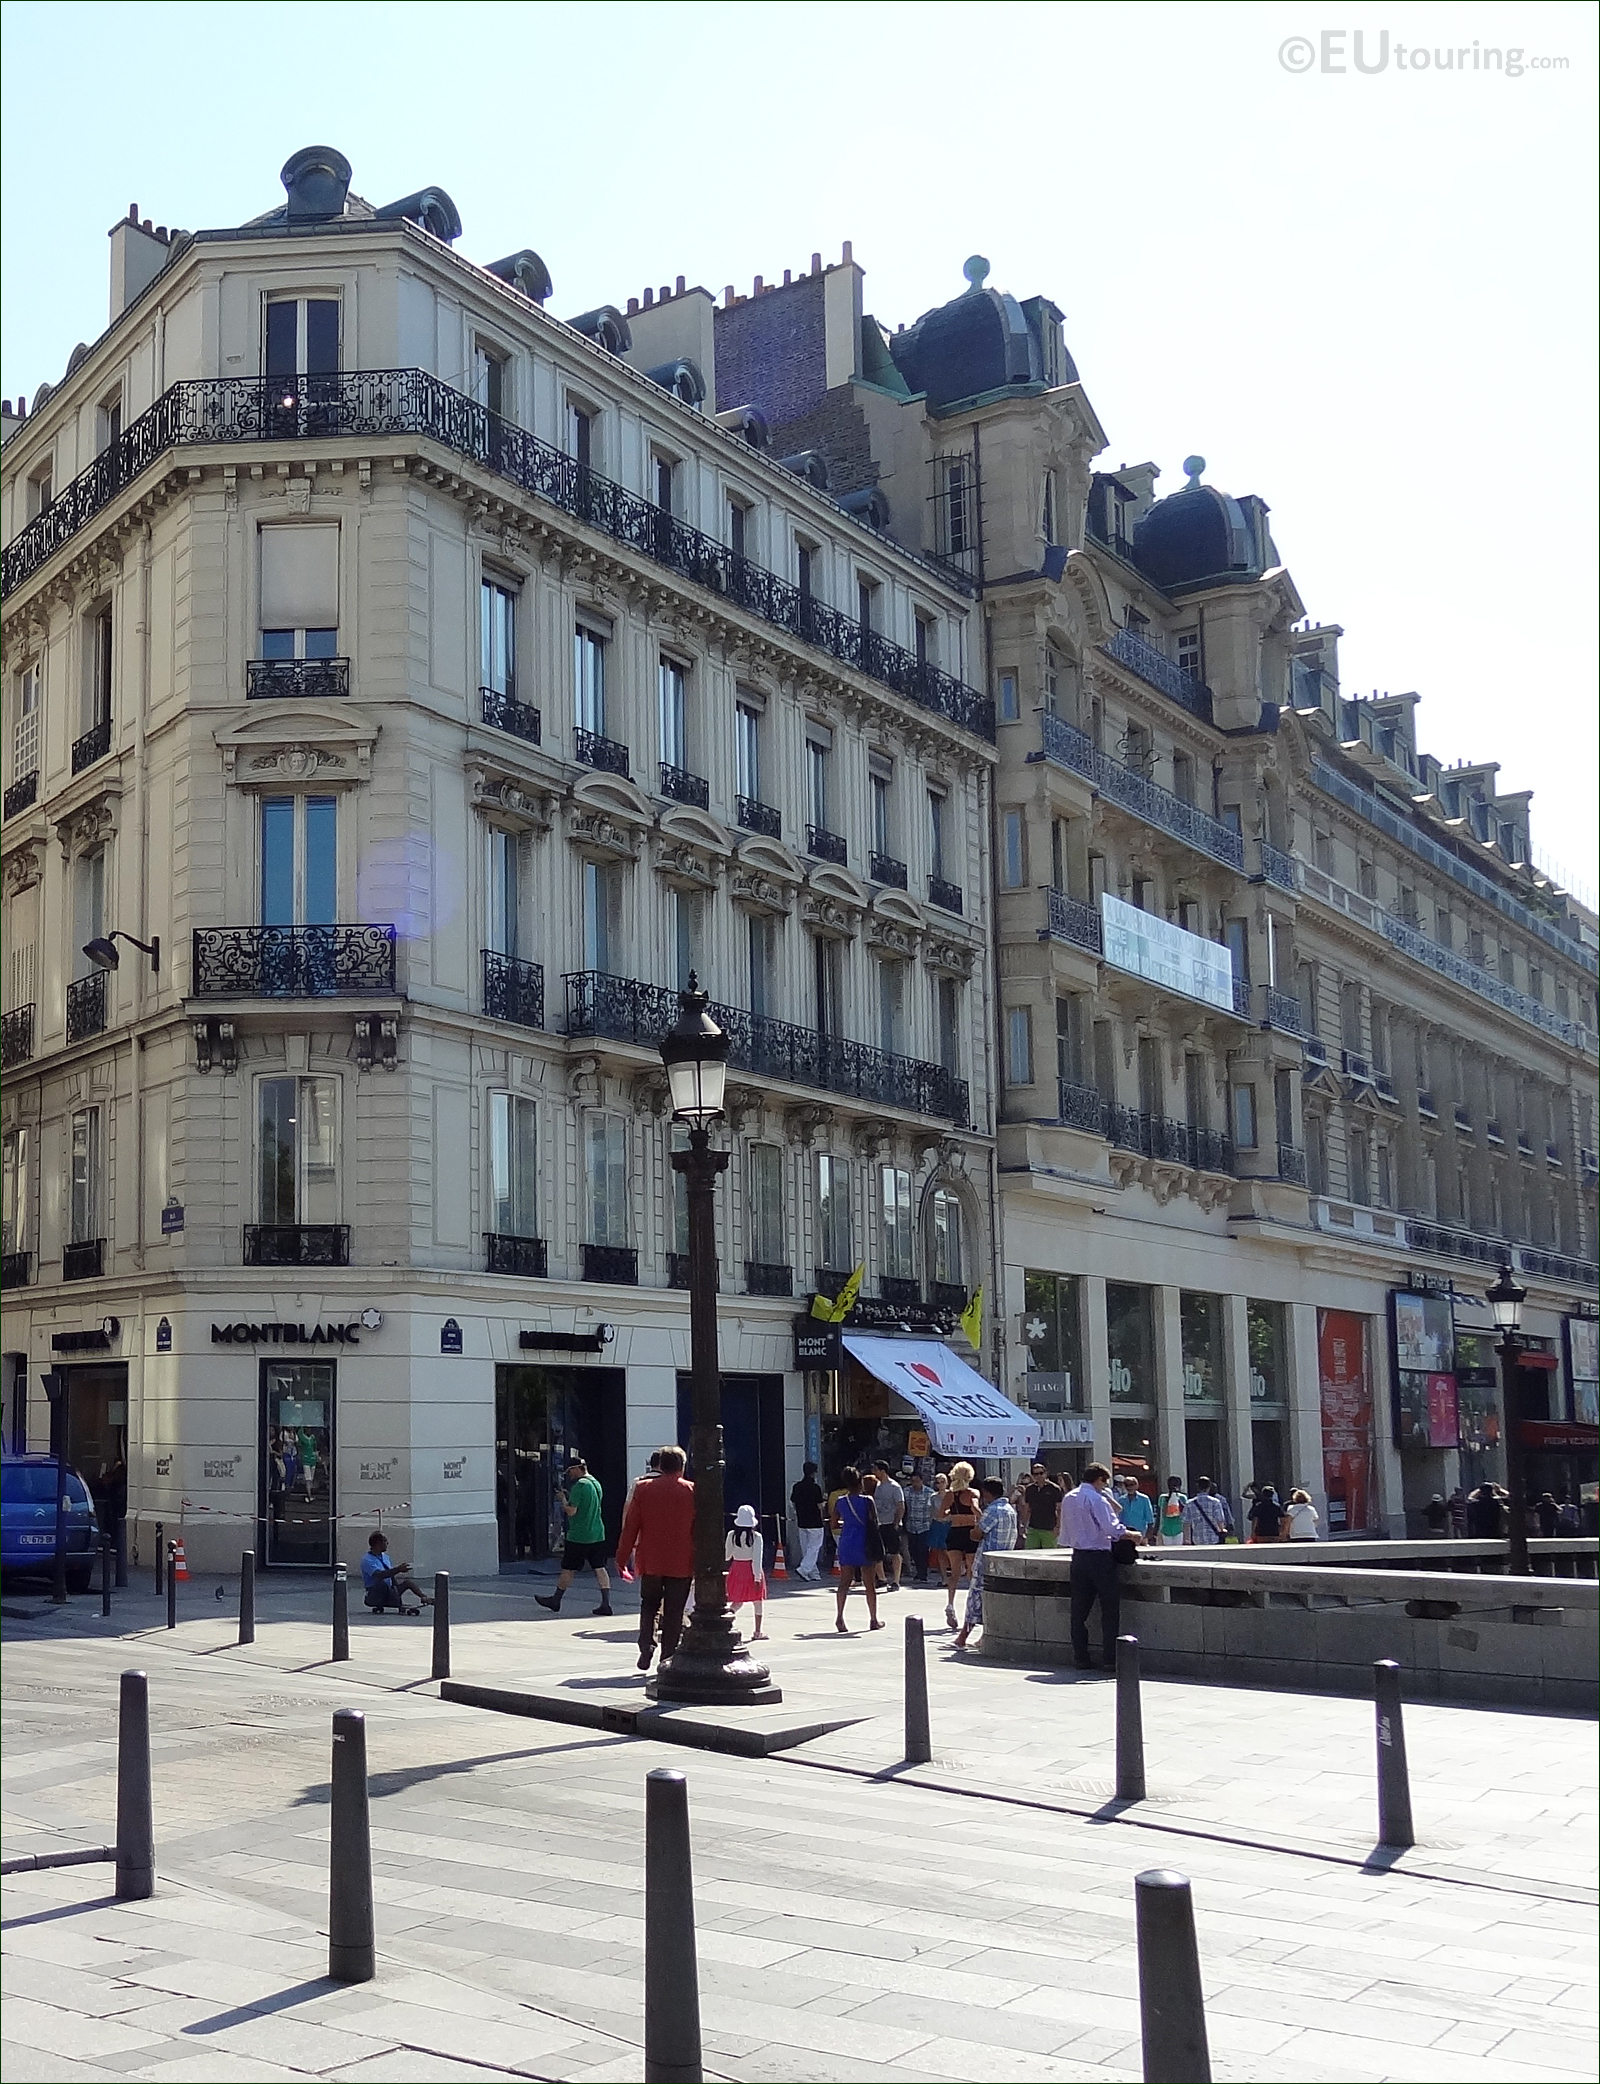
[1183,1475,1234,1545]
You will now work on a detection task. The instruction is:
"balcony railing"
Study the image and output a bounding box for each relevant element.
[658,760,710,810]
[1044,888,1103,955]
[879,1276,921,1305]
[1375,908,1589,1051]
[0,370,994,744]
[71,715,112,774]
[930,1281,967,1312]
[2,1002,34,1069]
[1418,1089,1437,1119]
[482,948,544,1030]
[581,1242,638,1285]
[927,874,964,916]
[1519,1245,1600,1286]
[66,971,107,1044]
[1276,1144,1308,1185]
[1106,1106,1235,1175]
[869,851,907,890]
[1303,1033,1330,1069]
[1342,1050,1374,1083]
[1258,840,1297,893]
[1374,1071,1397,1104]
[3,771,38,819]
[63,1238,105,1281]
[737,795,780,839]
[1101,627,1214,726]
[565,970,969,1125]
[480,684,541,744]
[244,1223,351,1267]
[192,924,397,997]
[1,1251,32,1291]
[1232,976,1254,1019]
[575,727,629,778]
[1057,1079,1106,1133]
[745,1261,793,1297]
[1035,712,1245,872]
[485,1232,548,1278]
[247,657,350,700]
[1453,1105,1473,1134]
[667,1250,692,1290]
[806,824,847,865]
[1486,1118,1505,1145]
[1262,987,1304,1035]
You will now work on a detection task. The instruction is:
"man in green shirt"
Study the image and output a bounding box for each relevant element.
[535,1458,614,1616]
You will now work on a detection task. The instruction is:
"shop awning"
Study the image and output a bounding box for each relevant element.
[842,1336,1040,1458]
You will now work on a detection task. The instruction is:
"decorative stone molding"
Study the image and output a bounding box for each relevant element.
[784,1103,833,1149]
[567,1054,602,1105]
[865,913,919,961]
[725,1083,766,1135]
[911,1130,958,1174]
[54,787,121,862]
[468,758,554,836]
[215,701,377,787]
[1191,1175,1233,1215]
[731,867,794,918]
[3,840,43,896]
[851,1117,896,1161]
[801,891,861,940]
[631,1070,672,1120]
[566,806,642,862]
[652,835,719,892]
[922,934,976,980]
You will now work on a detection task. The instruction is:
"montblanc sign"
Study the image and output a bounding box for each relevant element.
[212,1312,380,1346]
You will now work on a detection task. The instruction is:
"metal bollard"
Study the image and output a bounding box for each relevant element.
[904,1613,931,1764]
[100,1535,114,1618]
[431,1572,451,1682]
[1116,1633,1146,1803]
[239,1551,256,1646]
[332,1566,350,1662]
[153,1522,165,1596]
[328,1709,375,1983]
[1135,1868,1211,2083]
[644,1768,702,2084]
[115,1670,155,1901]
[165,1544,176,1630]
[1374,1659,1415,1849]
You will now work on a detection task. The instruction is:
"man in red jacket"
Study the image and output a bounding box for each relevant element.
[616,1445,695,1672]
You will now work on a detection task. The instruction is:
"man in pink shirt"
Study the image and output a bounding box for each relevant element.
[617,1445,696,1673]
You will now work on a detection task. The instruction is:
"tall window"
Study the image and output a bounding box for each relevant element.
[927,790,947,879]
[86,605,113,730]
[747,1143,784,1265]
[97,390,123,454]
[568,402,593,468]
[69,1108,102,1244]
[1224,918,1251,986]
[575,625,607,735]
[748,913,774,1019]
[473,342,507,416]
[1349,1126,1369,1204]
[257,1077,337,1226]
[1184,1053,1209,1130]
[3,1126,31,1256]
[261,796,336,926]
[914,613,933,667]
[671,888,703,989]
[1041,471,1056,546]
[813,935,843,1037]
[1231,1083,1258,1151]
[871,770,892,858]
[1001,811,1026,889]
[796,543,814,602]
[487,827,522,957]
[11,661,41,783]
[815,1153,853,1272]
[659,658,687,771]
[583,860,623,974]
[73,849,105,980]
[489,1092,539,1238]
[930,1187,963,1288]
[877,958,905,1056]
[728,498,747,560]
[997,670,1019,723]
[943,459,971,557]
[938,976,962,1076]
[27,463,53,519]
[857,577,878,631]
[1007,1005,1034,1086]
[806,733,830,830]
[260,522,339,661]
[879,1164,913,1280]
[481,579,517,697]
[265,297,338,380]
[584,1112,628,1245]
[653,454,675,514]
[1306,1112,1327,1196]
[735,702,761,802]
[1175,628,1200,679]
[1055,993,1084,1086]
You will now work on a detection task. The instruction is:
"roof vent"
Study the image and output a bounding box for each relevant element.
[777,450,829,490]
[375,187,463,243]
[714,405,769,449]
[838,485,890,530]
[645,359,706,407]
[280,146,353,222]
[487,249,553,304]
[567,306,632,355]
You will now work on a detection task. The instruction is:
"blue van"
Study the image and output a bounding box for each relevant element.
[0,1455,99,1593]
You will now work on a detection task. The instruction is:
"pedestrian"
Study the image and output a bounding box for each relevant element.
[1423,1493,1450,1536]
[1465,1483,1503,1537]
[1058,1462,1122,1670]
[726,1504,767,1640]
[535,1458,614,1616]
[1021,1461,1064,1549]
[1556,1495,1581,1535]
[1158,1476,1188,1546]
[1535,1491,1562,1539]
[872,1461,906,1589]
[1118,1476,1156,1543]
[926,1471,950,1586]
[1183,1476,1233,1545]
[790,1460,826,1580]
[821,1473,848,1574]
[953,1478,1019,1650]
[616,1445,696,1673]
[831,1468,884,1632]
[1246,1484,1286,1542]
[1446,1485,1468,1537]
[940,1461,981,1630]
[1284,1488,1320,1540]
[903,1468,936,1584]
[360,1530,431,1614]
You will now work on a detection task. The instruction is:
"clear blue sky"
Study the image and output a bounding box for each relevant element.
[4,0,1595,888]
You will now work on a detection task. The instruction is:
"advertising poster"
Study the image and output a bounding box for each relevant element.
[1567,1318,1599,1427]
[1319,1309,1377,1532]
[1394,1369,1461,1450]
[1390,1290,1456,1449]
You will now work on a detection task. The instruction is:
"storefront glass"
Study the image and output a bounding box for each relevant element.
[262,1360,335,1567]
[1180,1293,1224,1401]
[1106,1282,1154,1404]
[1318,1309,1378,1534]
[1250,1418,1286,1494]
[1247,1300,1286,1403]
[1112,1416,1156,1493]
[495,1364,627,1562]
[1023,1270,1082,1410]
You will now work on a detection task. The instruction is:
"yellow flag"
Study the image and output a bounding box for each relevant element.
[810,1290,835,1321]
[959,1286,984,1349]
[828,1263,865,1323]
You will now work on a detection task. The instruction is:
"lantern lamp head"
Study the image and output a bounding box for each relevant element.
[659,973,730,1128]
[1485,1263,1526,1337]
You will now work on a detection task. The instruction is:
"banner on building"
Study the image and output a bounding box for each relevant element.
[1319,1308,1377,1533]
[1100,894,1235,1013]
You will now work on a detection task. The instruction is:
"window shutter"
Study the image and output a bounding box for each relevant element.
[260,523,340,630]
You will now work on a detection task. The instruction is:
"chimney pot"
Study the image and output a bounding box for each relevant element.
[627,296,640,314]
[128,203,139,221]
[156,226,167,241]
[659,284,669,301]
[811,252,822,273]
[643,287,654,308]
[842,239,853,263]
[675,274,686,296]
[724,284,735,305]
[142,219,152,233]
[753,275,763,294]
[783,268,792,285]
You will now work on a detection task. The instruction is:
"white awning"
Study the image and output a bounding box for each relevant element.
[842,1336,1040,1459]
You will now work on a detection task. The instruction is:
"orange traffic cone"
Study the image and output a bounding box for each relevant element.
[770,1541,788,1581]
[172,1538,189,1582]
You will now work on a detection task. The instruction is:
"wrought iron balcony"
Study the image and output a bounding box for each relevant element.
[66,971,107,1044]
[2,1002,34,1069]
[575,727,629,777]
[485,1232,548,1278]
[63,1238,105,1281]
[482,948,544,1030]
[2,1251,32,1291]
[192,924,397,997]
[247,657,350,700]
[581,1242,638,1285]
[1519,1245,1600,1285]
[1374,1071,1397,1104]
[869,851,907,890]
[745,1261,793,1297]
[3,771,38,819]
[667,1250,692,1290]
[1101,627,1214,726]
[806,824,847,865]
[879,1276,921,1305]
[1418,1088,1437,1119]
[1407,1221,1508,1271]
[927,874,963,916]
[1105,1106,1235,1175]
[1057,1079,1106,1134]
[1276,1144,1308,1186]
[659,760,709,809]
[72,715,113,774]
[1342,1050,1374,1083]
[1035,712,1245,872]
[0,371,996,743]
[1258,840,1297,893]
[244,1223,350,1267]
[480,684,541,744]
[1232,976,1254,1019]
[737,795,780,839]
[1263,987,1304,1035]
[1376,909,1589,1051]
[564,970,969,1125]
[931,1281,967,1312]
[1044,888,1103,955]
[1303,1034,1330,1068]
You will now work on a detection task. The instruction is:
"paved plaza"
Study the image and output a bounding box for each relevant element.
[2,1568,1595,2083]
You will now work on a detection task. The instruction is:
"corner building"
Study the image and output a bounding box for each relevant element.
[0,151,997,1572]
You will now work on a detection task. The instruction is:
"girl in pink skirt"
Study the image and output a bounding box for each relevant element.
[725,1503,767,1639]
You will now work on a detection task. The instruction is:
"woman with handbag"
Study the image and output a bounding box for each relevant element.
[831,1467,885,1633]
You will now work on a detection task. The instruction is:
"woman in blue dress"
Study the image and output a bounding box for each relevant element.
[953,1478,1018,1649]
[831,1467,885,1634]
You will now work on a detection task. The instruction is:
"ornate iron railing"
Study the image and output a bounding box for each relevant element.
[1377,909,1588,1049]
[247,657,350,700]
[480,684,541,744]
[1,1002,34,1069]
[1,369,994,742]
[1102,626,1214,725]
[1343,1050,1374,1083]
[1105,1105,1235,1174]
[659,760,710,809]
[1303,1034,1331,1068]
[1035,712,1245,871]
[63,1238,105,1281]
[192,924,397,997]
[807,824,847,865]
[1374,1071,1397,1104]
[485,1232,548,1278]
[1259,840,1297,892]
[564,970,970,1125]
[3,771,38,819]
[72,716,112,774]
[482,948,544,1030]
[1277,1143,1308,1185]
[1058,1079,1106,1134]
[745,1261,793,1297]
[244,1223,350,1267]
[575,727,629,777]
[2,1251,32,1290]
[1519,1245,1600,1286]
[879,1276,922,1305]
[667,1250,692,1290]
[1263,987,1304,1035]
[869,851,907,890]
[581,1242,638,1285]
[66,971,107,1044]
[1044,888,1103,954]
[927,874,963,916]
[1417,1088,1437,1117]
[1232,976,1254,1018]
[737,795,780,839]
[931,1281,967,1312]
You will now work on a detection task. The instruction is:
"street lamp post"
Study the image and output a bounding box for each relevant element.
[651,977,780,1706]
[1486,1264,1530,1577]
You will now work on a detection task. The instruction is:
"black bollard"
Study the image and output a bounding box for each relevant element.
[154,1521,164,1596]
[1135,1869,1211,2083]
[165,1543,176,1630]
[114,1670,155,1901]
[328,1709,375,1983]
[115,1516,128,1590]
[100,1535,114,1618]
[1374,1659,1415,1849]
[1116,1634,1146,1803]
[904,1613,931,1764]
[644,1768,702,2084]
[239,1551,256,1646]
[332,1565,350,1662]
[431,1572,450,1682]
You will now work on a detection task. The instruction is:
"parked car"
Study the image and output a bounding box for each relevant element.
[0,1455,99,1593]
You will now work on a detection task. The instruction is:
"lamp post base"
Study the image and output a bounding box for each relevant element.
[648,1604,782,1706]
